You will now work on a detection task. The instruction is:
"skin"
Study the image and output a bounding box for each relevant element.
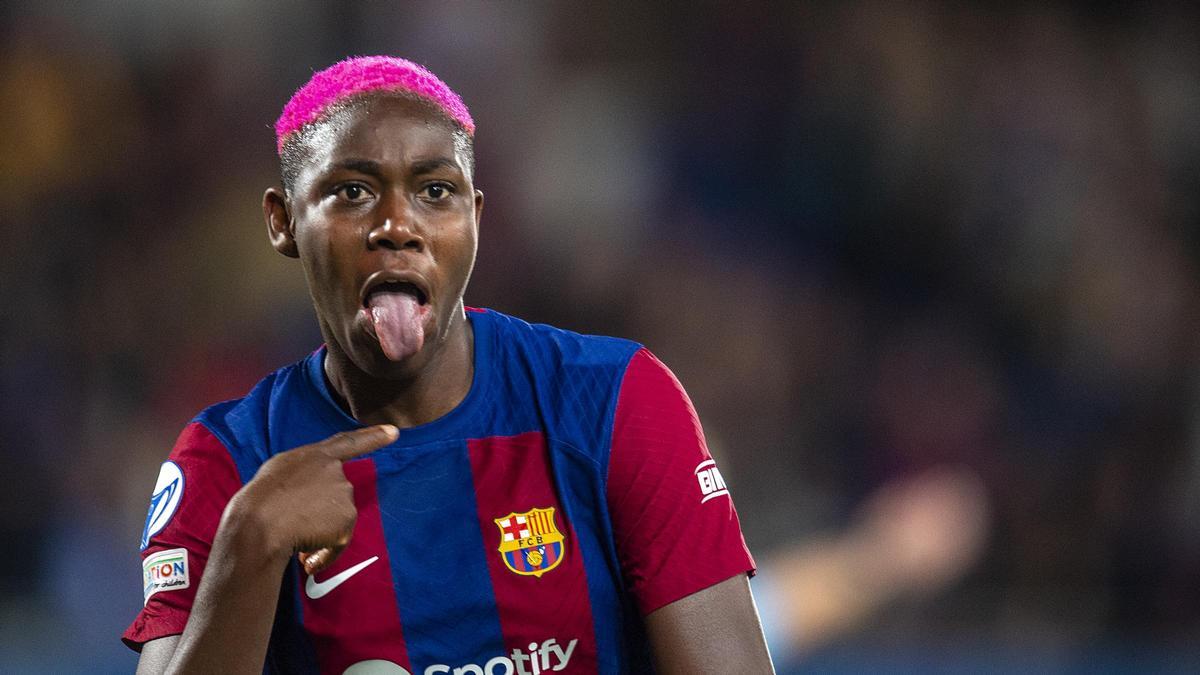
[137,95,773,674]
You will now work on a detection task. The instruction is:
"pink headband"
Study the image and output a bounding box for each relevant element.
[274,55,474,154]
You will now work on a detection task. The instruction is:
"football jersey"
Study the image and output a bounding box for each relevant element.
[125,308,755,674]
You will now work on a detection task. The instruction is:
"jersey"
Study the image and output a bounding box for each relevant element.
[124,308,755,674]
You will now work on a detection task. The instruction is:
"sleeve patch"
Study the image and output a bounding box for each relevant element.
[143,547,190,605]
[140,460,185,550]
[694,459,730,503]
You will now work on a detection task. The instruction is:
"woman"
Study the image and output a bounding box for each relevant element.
[127,56,773,675]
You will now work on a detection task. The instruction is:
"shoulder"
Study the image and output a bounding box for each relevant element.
[478,307,643,373]
[184,353,315,482]
[474,308,647,455]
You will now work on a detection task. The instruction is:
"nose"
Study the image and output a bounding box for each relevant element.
[367,197,425,252]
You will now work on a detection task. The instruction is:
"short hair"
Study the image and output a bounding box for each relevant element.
[275,56,475,195]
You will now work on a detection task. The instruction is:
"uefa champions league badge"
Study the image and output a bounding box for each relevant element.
[140,461,184,550]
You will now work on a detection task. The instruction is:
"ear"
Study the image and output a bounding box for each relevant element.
[264,187,299,258]
[473,189,484,232]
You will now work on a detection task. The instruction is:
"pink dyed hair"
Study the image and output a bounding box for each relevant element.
[274,55,474,154]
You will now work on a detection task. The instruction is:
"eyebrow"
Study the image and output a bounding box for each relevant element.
[328,158,384,177]
[409,157,462,176]
[324,157,461,178]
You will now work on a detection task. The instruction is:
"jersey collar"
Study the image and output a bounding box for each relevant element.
[301,308,496,447]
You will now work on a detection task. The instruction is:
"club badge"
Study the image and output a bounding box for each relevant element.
[494,507,565,577]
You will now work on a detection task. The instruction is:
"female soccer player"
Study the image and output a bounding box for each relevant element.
[127,56,773,675]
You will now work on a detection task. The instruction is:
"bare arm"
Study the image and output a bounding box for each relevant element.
[136,636,179,675]
[135,425,398,674]
[645,574,775,674]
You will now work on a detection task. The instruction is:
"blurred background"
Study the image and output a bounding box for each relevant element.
[2,1,1199,672]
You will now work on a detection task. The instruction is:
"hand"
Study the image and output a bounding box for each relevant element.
[230,424,398,576]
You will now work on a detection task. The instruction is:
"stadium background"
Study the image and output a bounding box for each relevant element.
[2,1,1199,672]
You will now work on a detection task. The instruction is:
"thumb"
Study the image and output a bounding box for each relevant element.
[319,424,399,461]
[299,531,351,575]
[299,546,343,575]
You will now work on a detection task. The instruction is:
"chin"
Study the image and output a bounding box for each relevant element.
[355,344,430,379]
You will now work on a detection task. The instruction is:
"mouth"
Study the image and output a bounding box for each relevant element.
[360,272,431,308]
[359,272,432,361]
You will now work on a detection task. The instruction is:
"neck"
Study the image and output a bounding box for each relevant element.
[322,310,474,429]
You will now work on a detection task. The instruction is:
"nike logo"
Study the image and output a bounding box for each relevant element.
[304,556,379,599]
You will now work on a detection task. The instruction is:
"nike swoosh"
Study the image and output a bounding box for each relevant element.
[305,556,379,599]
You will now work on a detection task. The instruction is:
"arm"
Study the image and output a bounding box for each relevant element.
[646,574,775,674]
[136,637,178,675]
[142,493,295,674]
[134,425,398,674]
[606,349,770,669]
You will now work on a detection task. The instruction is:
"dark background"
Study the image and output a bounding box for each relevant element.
[2,1,1199,672]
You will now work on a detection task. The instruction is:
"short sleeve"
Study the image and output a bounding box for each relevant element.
[606,348,756,616]
[122,422,244,651]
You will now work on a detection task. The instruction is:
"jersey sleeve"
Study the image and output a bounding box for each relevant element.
[606,348,756,616]
[122,422,244,650]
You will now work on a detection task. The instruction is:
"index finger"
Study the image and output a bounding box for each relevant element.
[318,424,399,461]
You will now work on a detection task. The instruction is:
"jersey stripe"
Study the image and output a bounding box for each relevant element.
[299,457,410,673]
[375,442,506,672]
[468,432,600,675]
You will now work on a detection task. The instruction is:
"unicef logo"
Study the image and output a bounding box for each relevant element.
[140,461,184,550]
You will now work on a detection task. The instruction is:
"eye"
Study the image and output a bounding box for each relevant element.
[334,183,373,202]
[420,182,454,201]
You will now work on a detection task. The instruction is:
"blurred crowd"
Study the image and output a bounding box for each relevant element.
[2,1,1199,672]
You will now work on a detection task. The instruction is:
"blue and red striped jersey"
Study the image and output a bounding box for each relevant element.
[125,308,755,674]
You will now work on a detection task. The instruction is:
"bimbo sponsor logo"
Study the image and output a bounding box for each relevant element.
[342,637,578,675]
[694,459,729,503]
[143,547,189,604]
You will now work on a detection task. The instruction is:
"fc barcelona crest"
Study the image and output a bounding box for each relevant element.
[494,507,565,577]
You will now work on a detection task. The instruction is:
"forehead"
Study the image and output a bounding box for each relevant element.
[300,95,467,176]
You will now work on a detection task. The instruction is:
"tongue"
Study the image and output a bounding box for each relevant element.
[368,292,425,361]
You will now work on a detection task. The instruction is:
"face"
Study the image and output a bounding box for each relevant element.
[265,95,483,377]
